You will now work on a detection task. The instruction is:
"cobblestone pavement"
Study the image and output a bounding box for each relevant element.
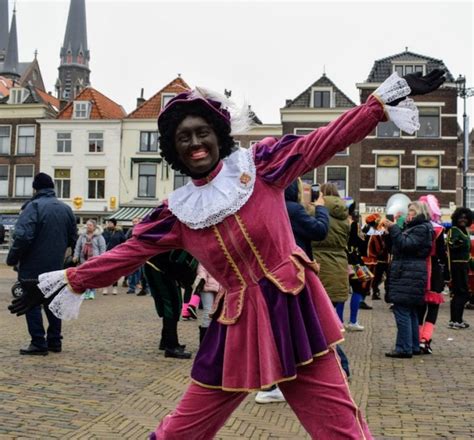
[1,264,473,439]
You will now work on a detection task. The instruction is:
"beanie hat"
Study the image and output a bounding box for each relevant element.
[32,173,54,190]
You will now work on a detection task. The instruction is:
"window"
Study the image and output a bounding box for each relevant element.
[138,164,156,198]
[326,167,347,198]
[416,156,439,191]
[393,64,425,76]
[161,93,176,109]
[56,132,71,153]
[15,165,34,197]
[418,107,439,138]
[54,169,71,198]
[88,169,105,199]
[313,91,330,108]
[0,165,8,196]
[17,126,35,155]
[73,101,90,119]
[174,170,190,189]
[0,126,11,154]
[140,131,159,152]
[377,120,400,138]
[376,155,399,190]
[466,176,474,210]
[234,140,241,148]
[9,88,27,104]
[161,161,169,180]
[88,132,104,153]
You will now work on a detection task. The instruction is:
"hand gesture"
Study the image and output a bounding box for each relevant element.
[8,279,46,316]
[406,69,446,96]
[314,193,325,207]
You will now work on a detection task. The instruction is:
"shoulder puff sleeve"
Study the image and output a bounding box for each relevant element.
[66,202,182,292]
[254,72,419,189]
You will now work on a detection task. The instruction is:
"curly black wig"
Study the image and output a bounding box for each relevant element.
[451,207,473,228]
[158,101,236,176]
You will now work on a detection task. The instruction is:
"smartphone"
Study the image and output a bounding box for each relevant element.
[311,184,320,201]
[386,214,394,221]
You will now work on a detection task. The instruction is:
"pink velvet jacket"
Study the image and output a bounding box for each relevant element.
[66,96,385,326]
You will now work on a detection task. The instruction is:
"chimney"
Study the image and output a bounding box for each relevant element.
[136,88,145,108]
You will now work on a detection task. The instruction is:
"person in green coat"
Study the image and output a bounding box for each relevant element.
[312,183,350,306]
[312,183,351,377]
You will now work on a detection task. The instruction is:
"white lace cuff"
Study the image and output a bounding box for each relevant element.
[48,285,85,320]
[385,98,420,134]
[373,72,411,104]
[38,270,67,298]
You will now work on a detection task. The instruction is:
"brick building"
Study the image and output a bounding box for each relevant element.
[281,73,360,199]
[357,50,457,218]
[0,85,59,226]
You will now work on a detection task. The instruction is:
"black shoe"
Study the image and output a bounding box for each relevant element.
[372,293,381,300]
[385,351,412,359]
[465,303,474,310]
[136,290,147,296]
[187,305,198,320]
[159,340,186,351]
[20,344,48,356]
[48,346,62,353]
[164,346,192,359]
[412,351,421,356]
[359,301,373,310]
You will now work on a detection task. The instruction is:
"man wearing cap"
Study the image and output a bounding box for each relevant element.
[7,172,77,355]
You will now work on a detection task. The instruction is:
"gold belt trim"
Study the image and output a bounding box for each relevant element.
[212,225,247,324]
[234,214,304,294]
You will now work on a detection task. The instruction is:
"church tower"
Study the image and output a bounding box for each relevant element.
[56,0,90,100]
[0,0,9,62]
[1,4,20,79]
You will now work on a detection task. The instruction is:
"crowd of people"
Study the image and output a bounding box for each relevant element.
[8,68,468,439]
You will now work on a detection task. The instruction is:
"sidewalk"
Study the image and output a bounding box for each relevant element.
[1,267,473,439]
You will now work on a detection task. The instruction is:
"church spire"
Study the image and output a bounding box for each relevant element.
[2,4,20,78]
[0,0,9,62]
[57,0,90,100]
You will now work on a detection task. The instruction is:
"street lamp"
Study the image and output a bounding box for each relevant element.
[455,74,474,207]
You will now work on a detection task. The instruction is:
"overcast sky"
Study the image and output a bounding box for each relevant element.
[7,0,474,123]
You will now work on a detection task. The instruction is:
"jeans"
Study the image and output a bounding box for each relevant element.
[392,304,419,354]
[128,268,141,292]
[200,291,214,328]
[25,304,62,349]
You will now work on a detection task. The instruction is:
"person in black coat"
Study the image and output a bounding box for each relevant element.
[101,218,126,294]
[284,179,329,259]
[380,202,433,358]
[7,173,77,355]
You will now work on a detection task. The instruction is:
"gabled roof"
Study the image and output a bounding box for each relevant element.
[35,88,60,110]
[366,50,455,82]
[0,82,59,112]
[285,74,355,108]
[57,87,126,119]
[127,76,191,119]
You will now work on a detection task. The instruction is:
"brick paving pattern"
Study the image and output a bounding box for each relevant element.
[1,264,473,439]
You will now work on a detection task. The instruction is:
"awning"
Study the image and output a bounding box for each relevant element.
[107,206,156,221]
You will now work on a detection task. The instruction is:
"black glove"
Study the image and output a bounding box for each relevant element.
[8,279,52,316]
[388,69,446,106]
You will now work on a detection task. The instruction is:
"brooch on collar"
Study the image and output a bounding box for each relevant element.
[240,172,251,186]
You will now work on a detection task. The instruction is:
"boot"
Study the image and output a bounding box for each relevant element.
[162,318,192,359]
[187,294,201,320]
[199,326,208,345]
[181,303,191,320]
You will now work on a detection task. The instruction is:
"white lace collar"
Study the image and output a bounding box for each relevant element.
[168,147,256,229]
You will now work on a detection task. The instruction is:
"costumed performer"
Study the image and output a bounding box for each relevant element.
[9,69,445,439]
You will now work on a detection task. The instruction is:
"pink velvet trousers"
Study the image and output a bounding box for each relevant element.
[154,348,372,439]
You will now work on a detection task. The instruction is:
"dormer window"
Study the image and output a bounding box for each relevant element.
[9,88,28,104]
[393,64,425,76]
[161,93,176,109]
[73,101,91,119]
[311,87,333,108]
